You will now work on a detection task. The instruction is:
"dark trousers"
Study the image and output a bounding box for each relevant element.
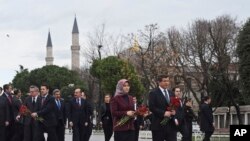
[203,131,213,141]
[23,123,44,141]
[0,126,6,141]
[38,123,57,141]
[56,123,65,141]
[72,123,89,141]
[84,123,92,141]
[178,122,189,141]
[114,130,135,141]
[6,122,15,140]
[152,125,177,141]
[11,122,24,141]
[103,123,113,141]
[185,121,193,141]
[134,128,140,141]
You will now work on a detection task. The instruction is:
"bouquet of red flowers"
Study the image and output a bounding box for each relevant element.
[160,97,180,125]
[19,105,44,121]
[115,105,149,127]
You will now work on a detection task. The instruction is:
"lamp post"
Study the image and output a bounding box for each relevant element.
[98,45,102,60]
[97,44,102,129]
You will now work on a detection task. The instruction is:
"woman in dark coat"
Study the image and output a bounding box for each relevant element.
[183,98,198,141]
[110,79,135,141]
[200,96,214,141]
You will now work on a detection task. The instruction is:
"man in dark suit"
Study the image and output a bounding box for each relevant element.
[53,89,67,141]
[149,75,177,141]
[0,87,2,95]
[11,89,24,141]
[200,96,214,141]
[82,91,93,141]
[100,94,113,141]
[0,91,10,141]
[1,84,14,140]
[173,86,188,141]
[31,84,58,141]
[68,88,90,141]
[21,85,44,141]
[133,96,144,141]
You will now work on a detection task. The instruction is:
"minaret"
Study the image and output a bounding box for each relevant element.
[45,31,54,65]
[71,16,80,71]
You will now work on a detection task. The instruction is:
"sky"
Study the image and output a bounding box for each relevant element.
[0,0,249,87]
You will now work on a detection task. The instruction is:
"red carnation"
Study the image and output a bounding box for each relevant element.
[19,105,44,122]
[161,97,181,125]
[115,105,149,127]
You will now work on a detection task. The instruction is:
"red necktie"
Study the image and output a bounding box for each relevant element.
[7,95,12,104]
[41,97,45,106]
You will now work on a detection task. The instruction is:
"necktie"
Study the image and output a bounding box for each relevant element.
[7,94,12,103]
[78,99,81,106]
[57,100,61,109]
[32,98,35,107]
[41,97,45,106]
[163,89,170,103]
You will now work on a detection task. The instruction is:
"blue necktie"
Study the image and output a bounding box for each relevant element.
[57,100,61,109]
[164,89,170,103]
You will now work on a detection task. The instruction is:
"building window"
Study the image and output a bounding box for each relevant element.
[232,114,238,124]
[214,115,219,128]
[219,115,225,128]
[241,114,245,125]
[247,113,250,124]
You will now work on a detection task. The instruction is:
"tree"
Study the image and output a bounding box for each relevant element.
[237,18,250,105]
[12,65,85,98]
[168,15,243,124]
[122,24,173,103]
[12,65,30,94]
[90,56,145,99]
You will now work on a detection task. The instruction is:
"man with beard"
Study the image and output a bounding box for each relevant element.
[68,88,90,141]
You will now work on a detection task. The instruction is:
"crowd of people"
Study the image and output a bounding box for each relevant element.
[0,74,214,141]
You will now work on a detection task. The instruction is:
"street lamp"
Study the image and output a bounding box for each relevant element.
[97,44,103,129]
[97,45,102,60]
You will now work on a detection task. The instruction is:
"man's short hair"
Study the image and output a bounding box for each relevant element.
[41,83,49,89]
[75,88,82,93]
[203,96,211,101]
[29,85,39,92]
[53,89,60,95]
[157,74,169,82]
[3,84,11,92]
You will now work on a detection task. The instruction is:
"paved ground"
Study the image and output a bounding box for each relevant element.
[64,129,151,141]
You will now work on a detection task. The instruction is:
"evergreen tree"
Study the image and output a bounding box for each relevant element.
[90,56,145,100]
[237,18,250,104]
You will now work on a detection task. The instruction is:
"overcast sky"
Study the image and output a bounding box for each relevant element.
[0,0,249,87]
